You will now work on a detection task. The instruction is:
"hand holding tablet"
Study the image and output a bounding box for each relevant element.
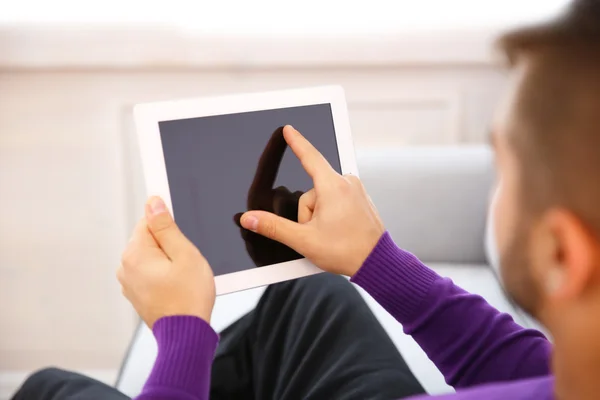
[118,197,216,327]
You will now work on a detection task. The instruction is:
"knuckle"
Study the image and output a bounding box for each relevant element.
[116,266,125,283]
[151,220,172,235]
[347,174,361,185]
[120,285,129,299]
[150,214,176,235]
[299,189,313,202]
[262,220,278,239]
[181,247,204,265]
[121,246,139,269]
[299,194,309,208]
[120,250,131,268]
[335,177,353,193]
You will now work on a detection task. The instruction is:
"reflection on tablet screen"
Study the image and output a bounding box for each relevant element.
[159,104,342,276]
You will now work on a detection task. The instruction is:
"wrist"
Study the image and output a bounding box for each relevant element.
[196,304,214,324]
[147,301,214,329]
[168,304,214,326]
[349,230,386,277]
[172,290,215,325]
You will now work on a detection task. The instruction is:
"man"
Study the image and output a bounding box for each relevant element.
[13,0,600,398]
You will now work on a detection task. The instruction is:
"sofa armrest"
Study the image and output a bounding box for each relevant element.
[357,146,494,265]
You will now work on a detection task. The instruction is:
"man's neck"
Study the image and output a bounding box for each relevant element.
[550,306,600,400]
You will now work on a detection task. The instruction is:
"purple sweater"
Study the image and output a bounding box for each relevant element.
[135,232,554,400]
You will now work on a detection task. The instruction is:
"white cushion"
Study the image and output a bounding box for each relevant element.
[357,146,494,264]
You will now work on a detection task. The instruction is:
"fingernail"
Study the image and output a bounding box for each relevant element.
[148,197,167,216]
[243,215,259,231]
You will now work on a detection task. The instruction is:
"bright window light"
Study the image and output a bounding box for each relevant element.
[0,0,571,36]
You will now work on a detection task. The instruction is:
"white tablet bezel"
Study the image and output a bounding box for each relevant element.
[134,85,358,295]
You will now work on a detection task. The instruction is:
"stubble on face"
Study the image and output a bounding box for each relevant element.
[492,64,544,318]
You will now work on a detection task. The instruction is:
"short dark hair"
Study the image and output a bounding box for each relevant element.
[496,0,600,236]
[498,0,600,64]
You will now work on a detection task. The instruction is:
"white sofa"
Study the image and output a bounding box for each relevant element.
[116,146,533,396]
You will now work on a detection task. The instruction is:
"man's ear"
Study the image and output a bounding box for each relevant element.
[536,208,598,300]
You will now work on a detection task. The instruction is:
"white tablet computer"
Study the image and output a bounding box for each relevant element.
[134,86,358,295]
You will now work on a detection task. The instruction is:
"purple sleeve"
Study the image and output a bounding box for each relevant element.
[134,316,219,400]
[351,232,552,388]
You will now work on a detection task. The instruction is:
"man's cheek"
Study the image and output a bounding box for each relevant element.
[492,185,506,252]
[494,180,518,250]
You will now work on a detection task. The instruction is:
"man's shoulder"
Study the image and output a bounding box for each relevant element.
[412,376,554,400]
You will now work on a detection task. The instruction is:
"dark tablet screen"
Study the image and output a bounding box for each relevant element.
[159,104,342,276]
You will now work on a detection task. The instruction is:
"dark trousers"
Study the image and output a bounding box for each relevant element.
[13,274,426,400]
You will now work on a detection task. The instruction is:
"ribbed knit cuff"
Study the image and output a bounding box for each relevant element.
[143,316,219,398]
[351,231,440,323]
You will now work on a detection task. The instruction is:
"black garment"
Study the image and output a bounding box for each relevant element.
[11,368,129,400]
[13,274,426,400]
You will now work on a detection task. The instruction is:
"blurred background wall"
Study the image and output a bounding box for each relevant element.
[0,0,569,397]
